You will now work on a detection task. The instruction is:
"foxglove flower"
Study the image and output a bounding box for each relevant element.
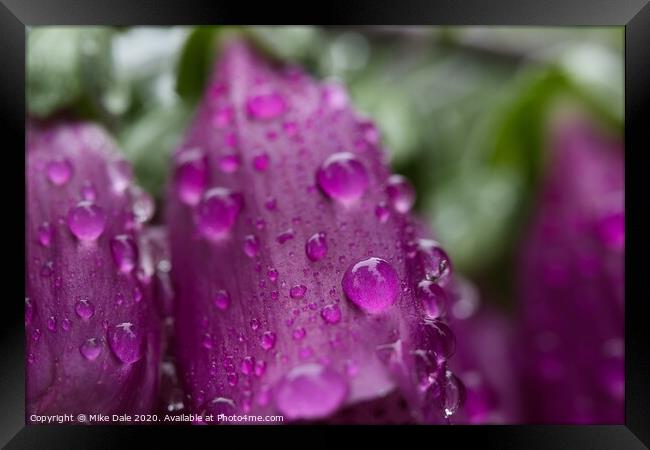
[167,40,461,423]
[26,120,161,419]
[518,117,624,423]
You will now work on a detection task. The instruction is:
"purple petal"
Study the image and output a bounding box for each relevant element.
[518,117,624,423]
[167,40,461,423]
[26,120,161,418]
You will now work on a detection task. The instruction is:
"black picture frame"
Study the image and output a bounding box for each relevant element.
[2,1,648,448]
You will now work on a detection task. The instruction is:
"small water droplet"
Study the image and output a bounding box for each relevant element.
[321,304,342,324]
[75,299,95,320]
[80,182,97,201]
[374,202,390,223]
[276,229,295,244]
[265,197,277,211]
[289,284,307,299]
[416,319,456,360]
[219,154,241,173]
[252,153,270,172]
[37,222,54,247]
[80,338,102,361]
[108,159,133,193]
[196,188,241,241]
[132,188,155,223]
[386,174,415,213]
[133,286,143,303]
[267,268,279,282]
[47,316,56,332]
[25,298,33,326]
[316,152,369,204]
[292,327,306,341]
[107,322,143,364]
[305,232,327,261]
[260,331,276,351]
[174,149,208,205]
[46,158,73,186]
[412,239,452,287]
[274,363,348,420]
[342,257,399,314]
[243,235,260,258]
[214,290,231,310]
[67,201,107,241]
[246,92,287,120]
[110,235,138,273]
[417,280,447,319]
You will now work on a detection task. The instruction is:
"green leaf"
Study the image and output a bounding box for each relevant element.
[27,27,116,118]
[118,104,191,198]
[175,27,223,103]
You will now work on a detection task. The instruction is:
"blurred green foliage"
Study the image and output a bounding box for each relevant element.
[27,26,624,306]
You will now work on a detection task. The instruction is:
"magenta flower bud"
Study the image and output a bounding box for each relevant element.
[167,40,461,423]
[26,120,161,418]
[518,117,624,423]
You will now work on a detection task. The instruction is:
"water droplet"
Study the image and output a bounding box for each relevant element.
[219,154,241,173]
[110,235,138,273]
[40,261,54,278]
[265,197,277,211]
[260,331,276,351]
[316,152,369,204]
[415,320,456,360]
[289,284,307,299]
[107,322,143,364]
[132,286,143,303]
[132,188,155,223]
[61,318,71,331]
[38,222,53,247]
[108,159,133,193]
[274,363,348,420]
[212,105,234,128]
[411,239,452,287]
[241,356,255,375]
[292,327,306,341]
[47,316,56,332]
[276,229,295,244]
[375,202,390,223]
[174,149,208,206]
[255,360,267,377]
[75,299,95,320]
[67,201,107,241]
[243,235,260,258]
[25,298,33,326]
[80,182,97,201]
[46,158,73,186]
[196,188,241,241]
[213,290,231,310]
[306,232,327,261]
[342,257,399,314]
[252,153,270,172]
[417,280,447,319]
[428,370,465,419]
[246,92,287,120]
[321,304,342,324]
[80,338,102,361]
[227,373,239,386]
[386,175,415,213]
[267,268,279,282]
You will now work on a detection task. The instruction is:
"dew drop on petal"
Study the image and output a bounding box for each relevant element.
[342,257,399,314]
[25,298,34,326]
[107,322,143,364]
[213,290,231,310]
[75,299,95,320]
[289,284,307,299]
[67,201,107,241]
[415,319,456,360]
[417,280,447,319]
[267,268,279,282]
[306,232,327,261]
[243,235,260,258]
[253,153,270,172]
[375,202,390,223]
[386,174,415,214]
[174,149,208,206]
[316,152,369,204]
[260,331,276,351]
[246,92,287,120]
[38,222,53,247]
[46,158,73,186]
[80,338,102,361]
[321,304,342,324]
[218,154,241,173]
[274,363,348,420]
[108,160,133,193]
[110,235,138,273]
[80,182,97,201]
[195,188,240,241]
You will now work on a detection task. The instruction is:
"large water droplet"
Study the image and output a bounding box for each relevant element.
[305,232,327,261]
[316,152,369,204]
[107,322,143,364]
[246,93,287,120]
[47,316,57,332]
[80,338,102,361]
[321,304,342,324]
[46,158,73,186]
[411,239,452,287]
[67,201,107,241]
[386,174,415,214]
[415,319,456,360]
[243,235,260,258]
[241,356,255,375]
[342,257,399,314]
[110,235,138,273]
[195,188,241,241]
[417,280,447,319]
[37,222,53,247]
[289,284,307,299]
[75,299,95,320]
[213,290,231,310]
[274,363,348,420]
[260,331,276,351]
[174,149,208,205]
